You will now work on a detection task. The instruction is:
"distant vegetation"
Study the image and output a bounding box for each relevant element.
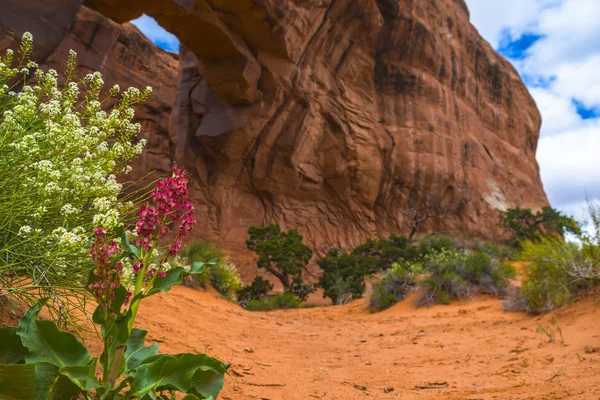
[246,224,313,301]
[498,206,580,248]
[238,204,598,314]
[236,276,273,308]
[180,240,242,300]
[505,202,600,313]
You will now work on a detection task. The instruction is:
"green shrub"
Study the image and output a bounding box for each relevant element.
[246,224,313,301]
[390,258,426,276]
[317,249,367,304]
[237,276,274,307]
[479,241,516,260]
[499,206,580,248]
[207,260,242,299]
[417,234,458,256]
[369,264,416,311]
[245,292,300,311]
[417,249,515,306]
[351,233,420,273]
[180,239,223,264]
[180,240,241,299]
[505,237,598,313]
[0,34,149,329]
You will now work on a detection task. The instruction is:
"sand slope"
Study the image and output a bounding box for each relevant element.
[118,286,600,399]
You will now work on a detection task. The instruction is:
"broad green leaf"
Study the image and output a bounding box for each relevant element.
[0,327,27,364]
[50,374,83,400]
[146,268,188,297]
[91,286,128,326]
[146,265,206,297]
[124,329,159,372]
[17,300,91,368]
[59,358,100,391]
[182,395,201,400]
[114,225,141,258]
[190,262,205,274]
[189,367,226,400]
[128,353,227,399]
[0,362,80,400]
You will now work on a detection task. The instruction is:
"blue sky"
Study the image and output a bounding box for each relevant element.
[133,2,600,221]
[131,15,179,52]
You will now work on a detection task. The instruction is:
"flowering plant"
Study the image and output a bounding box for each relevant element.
[0,33,149,328]
[0,167,228,399]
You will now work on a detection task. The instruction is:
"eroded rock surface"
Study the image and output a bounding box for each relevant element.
[2,0,548,264]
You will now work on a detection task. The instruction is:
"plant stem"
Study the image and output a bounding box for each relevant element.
[127,260,147,332]
[101,304,111,384]
[107,346,126,387]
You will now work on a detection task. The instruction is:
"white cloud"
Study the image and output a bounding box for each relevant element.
[466,0,600,218]
[528,87,581,136]
[131,15,179,52]
[538,120,600,206]
[465,0,559,47]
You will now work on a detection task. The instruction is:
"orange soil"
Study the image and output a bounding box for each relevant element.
[85,286,600,400]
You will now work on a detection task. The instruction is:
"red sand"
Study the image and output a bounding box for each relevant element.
[116,286,600,399]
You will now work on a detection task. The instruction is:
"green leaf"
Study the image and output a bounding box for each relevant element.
[146,265,207,297]
[50,373,83,400]
[190,262,205,274]
[146,268,187,297]
[125,328,159,372]
[128,353,227,399]
[59,358,100,391]
[114,225,140,258]
[189,366,227,400]
[99,309,132,379]
[0,362,80,400]
[17,300,91,368]
[0,327,27,364]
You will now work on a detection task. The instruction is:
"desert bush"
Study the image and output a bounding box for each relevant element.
[237,276,274,307]
[180,239,223,264]
[0,167,228,399]
[245,292,300,311]
[317,249,367,304]
[418,249,515,306]
[246,224,313,300]
[0,34,149,328]
[417,234,458,256]
[207,260,242,299]
[499,206,580,248]
[351,233,420,273]
[369,263,417,311]
[180,240,241,299]
[505,237,598,313]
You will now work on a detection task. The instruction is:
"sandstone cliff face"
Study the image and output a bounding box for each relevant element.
[1,0,548,262]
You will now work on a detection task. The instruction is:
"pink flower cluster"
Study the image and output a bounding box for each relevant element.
[135,165,196,273]
[88,227,123,301]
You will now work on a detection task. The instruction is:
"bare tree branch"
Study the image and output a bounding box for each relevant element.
[399,192,466,240]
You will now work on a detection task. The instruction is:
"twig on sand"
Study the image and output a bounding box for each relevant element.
[415,381,449,389]
[547,369,567,382]
[245,382,287,387]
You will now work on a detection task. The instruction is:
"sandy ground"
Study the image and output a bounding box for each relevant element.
[91,285,600,400]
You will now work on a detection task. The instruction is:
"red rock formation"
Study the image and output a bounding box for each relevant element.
[2,0,549,266]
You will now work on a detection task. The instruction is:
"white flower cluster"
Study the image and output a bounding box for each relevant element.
[1,33,151,276]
